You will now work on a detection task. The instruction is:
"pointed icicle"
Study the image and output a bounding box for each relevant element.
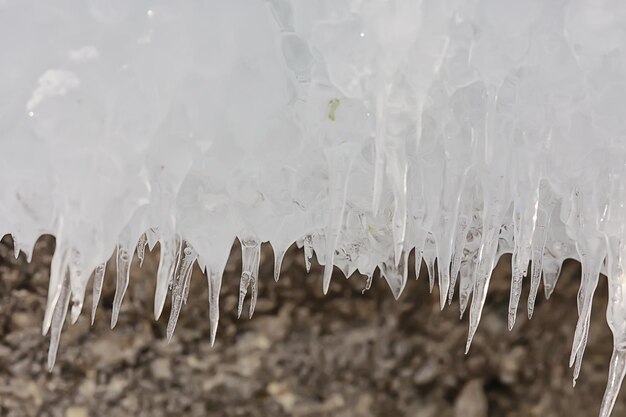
[167,244,197,341]
[303,234,313,273]
[154,237,177,319]
[111,245,131,329]
[90,263,106,325]
[11,233,20,259]
[542,261,562,300]
[322,143,357,295]
[600,349,626,417]
[568,239,604,382]
[527,201,555,319]
[508,191,539,330]
[207,268,223,346]
[68,249,87,324]
[459,222,481,318]
[362,273,373,294]
[43,243,70,336]
[507,251,527,331]
[448,215,469,304]
[380,251,408,300]
[136,233,148,267]
[47,273,71,371]
[465,225,500,353]
[273,248,285,282]
[238,238,260,319]
[423,235,437,293]
[600,237,626,417]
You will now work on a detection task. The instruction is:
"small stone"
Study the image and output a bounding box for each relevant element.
[499,346,526,385]
[150,358,172,380]
[454,379,488,417]
[413,358,440,385]
[65,406,89,417]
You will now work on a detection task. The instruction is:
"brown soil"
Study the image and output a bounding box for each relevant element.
[0,236,623,417]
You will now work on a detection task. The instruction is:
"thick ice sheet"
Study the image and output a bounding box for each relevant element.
[2,1,626,415]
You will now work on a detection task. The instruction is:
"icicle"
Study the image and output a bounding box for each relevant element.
[167,244,197,341]
[423,234,437,293]
[43,238,70,336]
[362,273,373,294]
[238,238,261,319]
[47,273,70,371]
[11,233,20,259]
[90,263,106,325]
[303,234,313,273]
[448,215,469,304]
[466,192,506,352]
[111,245,131,328]
[542,260,562,300]
[569,238,604,385]
[600,349,626,417]
[459,215,482,317]
[136,233,148,267]
[527,194,556,318]
[322,143,357,294]
[207,268,223,346]
[600,236,626,417]
[67,249,87,324]
[380,250,408,300]
[508,182,540,330]
[154,236,178,319]
[273,248,285,282]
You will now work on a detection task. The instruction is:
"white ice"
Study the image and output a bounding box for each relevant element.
[1,1,626,415]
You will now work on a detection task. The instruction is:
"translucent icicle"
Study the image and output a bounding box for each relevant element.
[204,267,221,346]
[600,349,626,417]
[527,199,555,319]
[569,240,604,384]
[11,233,19,259]
[238,238,261,319]
[466,200,503,353]
[111,245,131,328]
[68,249,87,324]
[154,237,177,319]
[273,248,285,282]
[448,215,469,304]
[362,273,373,294]
[508,189,539,330]
[459,218,482,318]
[322,144,357,294]
[423,235,437,293]
[90,263,106,325]
[136,233,148,267]
[542,260,562,300]
[43,241,70,336]
[380,250,408,300]
[47,273,70,371]
[600,237,626,417]
[167,244,197,340]
[303,234,313,273]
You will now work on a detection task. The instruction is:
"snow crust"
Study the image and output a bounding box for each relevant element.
[1,1,626,414]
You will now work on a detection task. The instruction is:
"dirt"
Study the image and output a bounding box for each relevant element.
[0,235,623,417]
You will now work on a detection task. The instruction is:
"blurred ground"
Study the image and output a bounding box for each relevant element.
[0,235,624,417]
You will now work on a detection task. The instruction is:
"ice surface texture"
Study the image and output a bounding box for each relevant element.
[2,0,626,415]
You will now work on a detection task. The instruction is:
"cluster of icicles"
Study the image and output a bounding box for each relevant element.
[2,0,626,415]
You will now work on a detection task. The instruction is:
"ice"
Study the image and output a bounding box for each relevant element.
[2,0,626,414]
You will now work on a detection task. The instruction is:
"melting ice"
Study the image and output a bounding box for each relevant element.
[1,0,626,415]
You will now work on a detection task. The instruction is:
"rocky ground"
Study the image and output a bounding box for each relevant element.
[0,235,624,417]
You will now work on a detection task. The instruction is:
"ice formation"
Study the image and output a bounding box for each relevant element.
[1,0,626,414]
